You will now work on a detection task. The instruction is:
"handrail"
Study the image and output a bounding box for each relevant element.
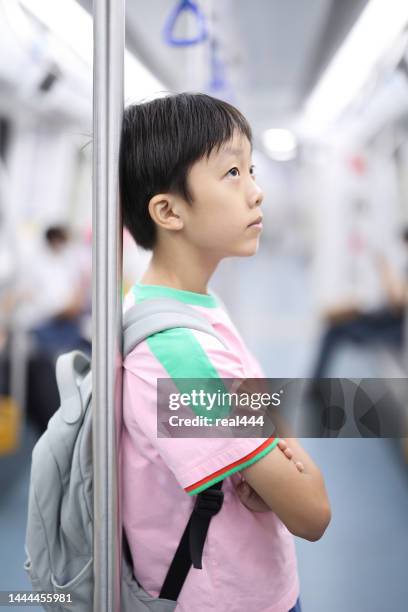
[92,1,124,611]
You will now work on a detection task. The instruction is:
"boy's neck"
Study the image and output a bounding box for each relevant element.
[140,241,219,295]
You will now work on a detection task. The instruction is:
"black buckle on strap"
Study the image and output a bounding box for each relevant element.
[194,488,224,518]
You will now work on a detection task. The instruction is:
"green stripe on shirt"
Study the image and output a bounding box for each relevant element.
[132,282,231,418]
[133,282,218,308]
[147,327,230,420]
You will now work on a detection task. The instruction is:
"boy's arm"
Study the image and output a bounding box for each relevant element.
[236,440,304,512]
[241,437,331,541]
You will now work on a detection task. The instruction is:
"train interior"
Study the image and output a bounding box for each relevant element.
[1,1,408,610]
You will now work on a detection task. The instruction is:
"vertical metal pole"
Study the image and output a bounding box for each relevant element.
[92,1,124,611]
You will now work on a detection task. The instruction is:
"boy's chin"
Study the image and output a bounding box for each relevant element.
[222,245,258,259]
[227,242,260,258]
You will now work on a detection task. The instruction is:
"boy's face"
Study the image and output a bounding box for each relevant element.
[181,131,264,259]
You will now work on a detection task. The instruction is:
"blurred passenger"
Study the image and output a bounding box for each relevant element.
[0,224,91,434]
[310,227,408,380]
[16,225,91,359]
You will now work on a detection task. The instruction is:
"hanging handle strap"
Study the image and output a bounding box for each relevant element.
[162,0,208,47]
[208,38,226,92]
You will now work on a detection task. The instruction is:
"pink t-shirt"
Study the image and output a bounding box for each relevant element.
[121,283,300,612]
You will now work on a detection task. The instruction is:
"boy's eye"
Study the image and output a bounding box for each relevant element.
[226,166,255,178]
[227,167,240,177]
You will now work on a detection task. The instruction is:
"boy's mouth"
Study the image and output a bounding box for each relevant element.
[247,215,263,228]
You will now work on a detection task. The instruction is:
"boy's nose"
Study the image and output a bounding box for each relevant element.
[249,183,264,208]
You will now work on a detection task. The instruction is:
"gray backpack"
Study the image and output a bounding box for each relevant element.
[24,297,226,611]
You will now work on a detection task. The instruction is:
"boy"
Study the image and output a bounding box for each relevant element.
[120,93,331,612]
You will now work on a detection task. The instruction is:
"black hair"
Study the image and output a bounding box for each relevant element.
[119,92,252,250]
[44,225,68,244]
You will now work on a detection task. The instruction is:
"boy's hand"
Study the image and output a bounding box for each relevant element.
[236,439,304,512]
[277,439,305,472]
[235,480,271,512]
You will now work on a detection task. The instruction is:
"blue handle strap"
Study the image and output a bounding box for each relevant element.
[208,38,226,91]
[162,0,208,47]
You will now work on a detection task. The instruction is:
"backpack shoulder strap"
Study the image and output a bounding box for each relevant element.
[123,297,228,356]
[159,480,224,601]
[123,296,226,602]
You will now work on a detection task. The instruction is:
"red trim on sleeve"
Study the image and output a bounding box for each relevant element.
[184,437,277,493]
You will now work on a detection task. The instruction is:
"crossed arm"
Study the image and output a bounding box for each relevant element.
[237,438,331,542]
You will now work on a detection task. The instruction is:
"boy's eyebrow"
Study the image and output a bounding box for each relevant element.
[218,145,252,159]
[220,146,244,157]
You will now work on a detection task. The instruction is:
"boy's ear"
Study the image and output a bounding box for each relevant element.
[147,194,184,232]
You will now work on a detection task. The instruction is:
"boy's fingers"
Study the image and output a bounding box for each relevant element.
[278,440,304,472]
[236,481,250,500]
[235,481,271,512]
[279,440,303,468]
[278,441,290,455]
